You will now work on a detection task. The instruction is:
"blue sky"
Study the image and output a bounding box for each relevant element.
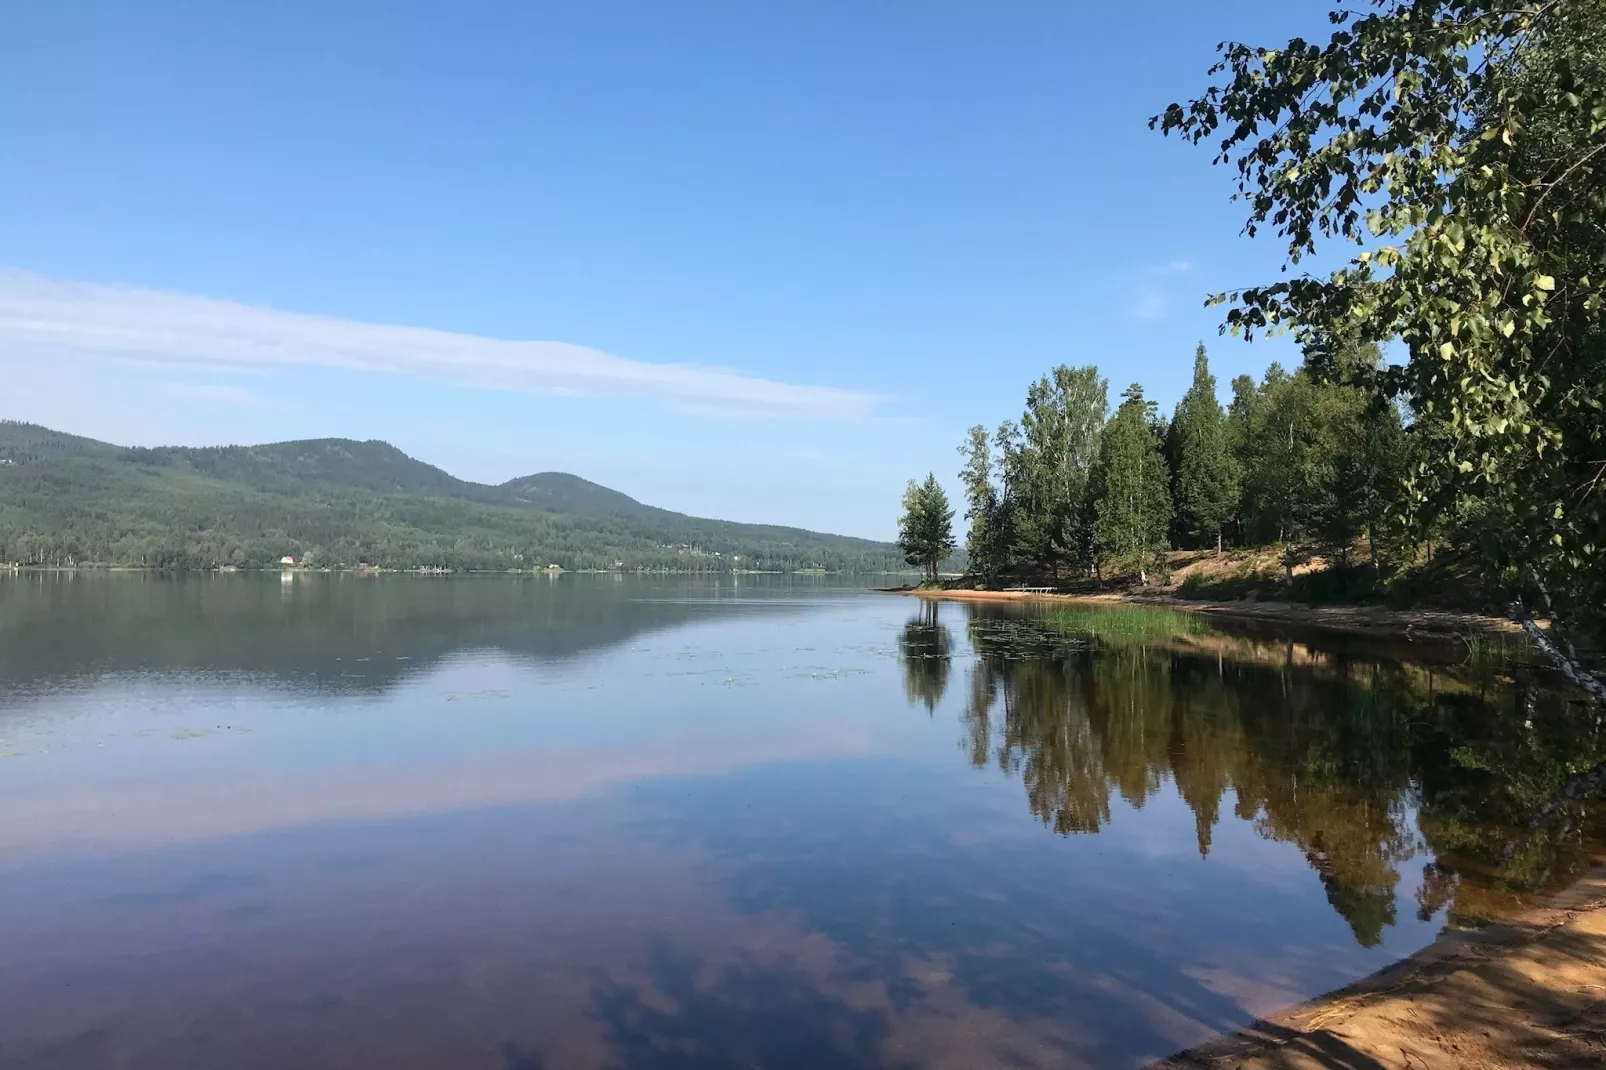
[1,1,1330,539]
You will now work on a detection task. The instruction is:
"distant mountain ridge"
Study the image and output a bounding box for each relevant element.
[0,421,901,572]
[499,471,652,517]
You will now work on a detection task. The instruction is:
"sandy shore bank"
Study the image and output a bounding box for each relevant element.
[1148,863,1606,1069]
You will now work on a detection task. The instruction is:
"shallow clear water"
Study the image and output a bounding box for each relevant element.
[0,572,1598,1069]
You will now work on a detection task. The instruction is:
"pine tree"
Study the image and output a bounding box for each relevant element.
[897,473,956,583]
[956,425,1003,580]
[1241,367,1341,580]
[990,420,1026,573]
[1090,385,1173,584]
[1309,341,1412,571]
[1172,344,1240,554]
[1225,373,1259,546]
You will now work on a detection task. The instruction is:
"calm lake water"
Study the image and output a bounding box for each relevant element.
[1,572,1600,1069]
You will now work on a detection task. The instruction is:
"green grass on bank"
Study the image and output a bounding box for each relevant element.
[1039,603,1215,644]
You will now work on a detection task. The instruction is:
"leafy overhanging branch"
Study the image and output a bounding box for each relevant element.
[1155,0,1606,708]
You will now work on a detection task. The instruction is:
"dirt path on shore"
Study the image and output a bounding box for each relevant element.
[886,587,1523,645]
[1148,865,1606,1069]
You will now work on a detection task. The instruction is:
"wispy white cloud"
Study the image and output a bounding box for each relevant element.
[1132,288,1169,321]
[1152,259,1193,274]
[157,381,273,407]
[0,271,879,421]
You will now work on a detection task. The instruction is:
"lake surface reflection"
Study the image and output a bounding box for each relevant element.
[1,573,1600,1069]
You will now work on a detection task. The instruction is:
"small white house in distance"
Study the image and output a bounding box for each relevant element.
[280,555,296,566]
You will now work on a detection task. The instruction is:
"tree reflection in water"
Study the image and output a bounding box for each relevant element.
[902,602,1606,946]
[896,600,953,715]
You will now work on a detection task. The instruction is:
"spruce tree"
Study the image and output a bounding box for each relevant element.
[1090,385,1174,584]
[1241,367,1341,580]
[1173,345,1240,554]
[1310,341,1412,571]
[1225,373,1259,546]
[956,425,1003,580]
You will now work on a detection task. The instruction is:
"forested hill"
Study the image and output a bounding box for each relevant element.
[0,421,902,572]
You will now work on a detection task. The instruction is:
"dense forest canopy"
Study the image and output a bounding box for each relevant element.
[0,422,905,573]
[938,343,1410,586]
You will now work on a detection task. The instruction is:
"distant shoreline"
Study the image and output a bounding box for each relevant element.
[4,565,915,578]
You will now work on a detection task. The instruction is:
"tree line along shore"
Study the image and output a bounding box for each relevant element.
[897,0,1604,711]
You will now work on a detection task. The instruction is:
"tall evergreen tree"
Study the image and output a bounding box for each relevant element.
[1331,397,1411,570]
[956,425,1004,580]
[1090,385,1173,584]
[1172,345,1240,554]
[1241,367,1342,580]
[1308,341,1413,570]
[897,473,956,583]
[1225,373,1259,547]
[1161,413,1185,547]
[989,420,1027,574]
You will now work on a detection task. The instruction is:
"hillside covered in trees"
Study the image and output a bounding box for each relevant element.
[0,422,902,572]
